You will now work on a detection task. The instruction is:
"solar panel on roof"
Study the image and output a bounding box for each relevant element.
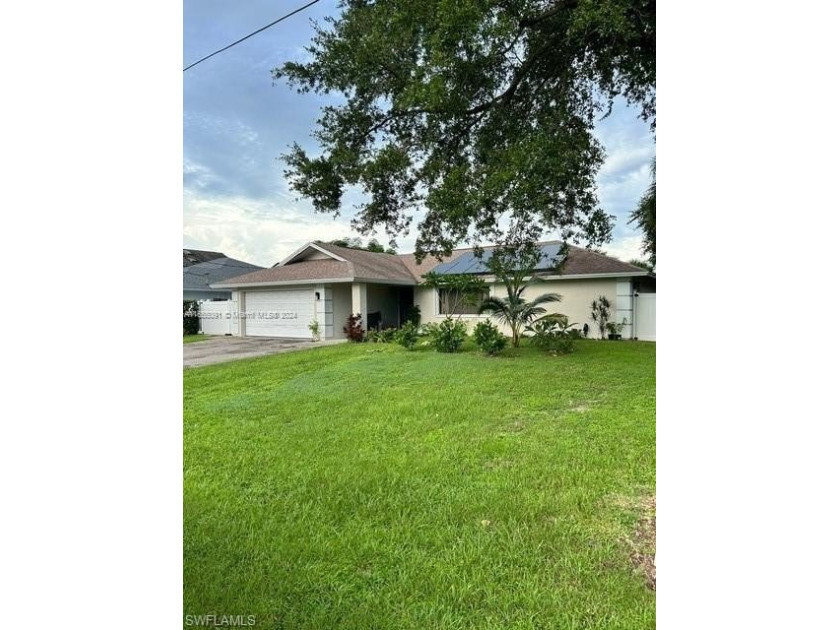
[430,243,567,275]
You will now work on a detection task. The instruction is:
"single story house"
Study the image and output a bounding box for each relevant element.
[210,240,656,340]
[183,248,264,301]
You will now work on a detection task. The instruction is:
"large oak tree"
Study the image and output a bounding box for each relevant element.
[276,0,655,259]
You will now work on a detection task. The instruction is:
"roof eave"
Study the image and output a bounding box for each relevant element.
[541,271,654,280]
[211,275,419,289]
[211,277,355,289]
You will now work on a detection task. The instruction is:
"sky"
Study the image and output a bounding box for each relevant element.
[184,0,656,268]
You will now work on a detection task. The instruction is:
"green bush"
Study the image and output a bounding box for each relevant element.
[526,315,578,354]
[183,300,200,335]
[473,320,508,356]
[405,305,422,326]
[308,319,321,341]
[394,322,420,350]
[366,327,398,343]
[423,317,468,353]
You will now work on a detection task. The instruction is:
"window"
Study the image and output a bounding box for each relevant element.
[437,288,489,316]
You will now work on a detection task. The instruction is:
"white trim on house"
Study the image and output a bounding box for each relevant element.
[212,276,417,290]
[541,271,652,280]
[274,242,348,267]
[213,277,355,289]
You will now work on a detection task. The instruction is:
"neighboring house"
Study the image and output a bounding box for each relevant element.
[184,248,226,268]
[183,249,263,301]
[211,240,656,340]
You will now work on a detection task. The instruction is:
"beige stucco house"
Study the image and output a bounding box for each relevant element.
[210,240,655,340]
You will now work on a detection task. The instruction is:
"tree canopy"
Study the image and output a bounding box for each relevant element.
[277,0,655,260]
[329,237,397,254]
[629,160,655,266]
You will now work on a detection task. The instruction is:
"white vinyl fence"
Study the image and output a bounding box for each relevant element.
[635,294,656,341]
[199,300,239,336]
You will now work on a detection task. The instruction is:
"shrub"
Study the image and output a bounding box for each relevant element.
[605,318,627,340]
[590,296,611,340]
[183,300,200,335]
[308,319,321,341]
[473,320,508,356]
[343,313,365,342]
[526,315,578,354]
[366,327,397,343]
[394,322,420,350]
[423,317,468,353]
[405,305,422,326]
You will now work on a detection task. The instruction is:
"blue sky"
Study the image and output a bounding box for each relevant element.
[184,0,655,268]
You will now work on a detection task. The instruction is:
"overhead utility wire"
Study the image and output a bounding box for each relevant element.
[183,0,321,72]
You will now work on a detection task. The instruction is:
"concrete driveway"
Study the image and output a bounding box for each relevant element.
[184,336,346,368]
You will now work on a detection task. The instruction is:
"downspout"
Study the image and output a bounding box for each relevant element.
[632,284,638,340]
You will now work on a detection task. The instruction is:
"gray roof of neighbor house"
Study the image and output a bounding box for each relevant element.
[214,240,652,288]
[183,248,226,267]
[183,257,264,292]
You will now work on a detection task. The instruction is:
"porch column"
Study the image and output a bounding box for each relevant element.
[351,282,368,330]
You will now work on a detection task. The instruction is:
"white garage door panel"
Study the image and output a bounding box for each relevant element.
[245,289,313,338]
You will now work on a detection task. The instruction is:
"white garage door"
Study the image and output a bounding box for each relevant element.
[244,289,313,338]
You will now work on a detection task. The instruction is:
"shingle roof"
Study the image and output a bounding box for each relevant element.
[396,249,466,282]
[560,245,649,276]
[212,259,353,286]
[183,248,226,267]
[314,241,417,283]
[213,240,651,288]
[183,257,264,291]
[402,242,649,279]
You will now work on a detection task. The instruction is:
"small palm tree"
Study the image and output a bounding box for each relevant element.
[479,283,562,348]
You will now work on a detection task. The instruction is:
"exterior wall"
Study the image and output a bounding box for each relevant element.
[329,283,353,339]
[415,277,622,337]
[314,284,333,339]
[615,280,634,338]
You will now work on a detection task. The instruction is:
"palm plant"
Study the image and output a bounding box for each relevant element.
[479,280,562,348]
[590,296,611,340]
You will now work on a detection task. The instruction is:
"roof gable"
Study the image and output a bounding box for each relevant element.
[277,242,347,266]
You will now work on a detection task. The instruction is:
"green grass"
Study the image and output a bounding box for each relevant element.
[183,334,209,344]
[184,340,656,629]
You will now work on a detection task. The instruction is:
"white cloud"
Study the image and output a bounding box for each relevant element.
[183,191,355,266]
[602,235,645,263]
[599,144,655,179]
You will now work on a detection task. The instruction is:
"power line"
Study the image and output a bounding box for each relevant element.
[183,0,321,72]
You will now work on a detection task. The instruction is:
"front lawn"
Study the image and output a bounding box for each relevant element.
[183,334,209,344]
[184,340,656,629]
